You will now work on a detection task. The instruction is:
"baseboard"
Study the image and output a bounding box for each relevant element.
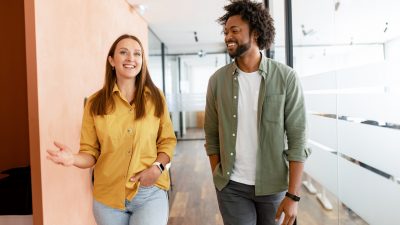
[0,215,32,225]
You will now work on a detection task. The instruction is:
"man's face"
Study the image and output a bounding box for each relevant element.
[223,15,255,58]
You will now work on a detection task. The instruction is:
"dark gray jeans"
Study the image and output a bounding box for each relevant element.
[216,180,285,225]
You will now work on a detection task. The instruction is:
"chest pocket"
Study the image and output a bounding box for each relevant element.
[263,94,285,123]
[94,114,125,153]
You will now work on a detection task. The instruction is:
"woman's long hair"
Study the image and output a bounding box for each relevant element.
[90,34,164,119]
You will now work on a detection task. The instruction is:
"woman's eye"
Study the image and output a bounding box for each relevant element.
[134,52,142,57]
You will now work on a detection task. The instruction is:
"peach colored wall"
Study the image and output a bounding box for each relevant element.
[0,1,30,172]
[25,0,43,224]
[31,0,148,224]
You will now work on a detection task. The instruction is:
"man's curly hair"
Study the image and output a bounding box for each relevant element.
[217,0,275,50]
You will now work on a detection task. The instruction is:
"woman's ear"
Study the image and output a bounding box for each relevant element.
[108,56,114,67]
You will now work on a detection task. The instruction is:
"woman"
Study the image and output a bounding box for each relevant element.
[47,34,176,225]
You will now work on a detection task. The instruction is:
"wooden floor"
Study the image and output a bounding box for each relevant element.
[168,129,368,225]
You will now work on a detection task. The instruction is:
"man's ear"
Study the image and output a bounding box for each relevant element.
[253,31,259,40]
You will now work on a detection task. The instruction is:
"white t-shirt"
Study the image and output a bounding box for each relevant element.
[230,68,262,185]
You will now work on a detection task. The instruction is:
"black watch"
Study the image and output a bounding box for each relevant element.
[152,162,164,172]
[285,192,300,202]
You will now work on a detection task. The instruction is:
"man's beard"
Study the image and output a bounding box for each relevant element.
[228,41,251,58]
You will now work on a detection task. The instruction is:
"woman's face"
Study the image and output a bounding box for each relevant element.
[108,38,143,81]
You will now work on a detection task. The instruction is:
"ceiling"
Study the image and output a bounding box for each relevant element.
[127,0,263,55]
[127,0,400,55]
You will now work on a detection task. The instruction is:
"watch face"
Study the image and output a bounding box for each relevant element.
[159,163,165,171]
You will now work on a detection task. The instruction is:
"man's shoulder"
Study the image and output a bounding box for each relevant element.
[267,58,295,74]
[211,62,235,80]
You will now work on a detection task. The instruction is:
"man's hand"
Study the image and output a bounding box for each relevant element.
[275,197,298,225]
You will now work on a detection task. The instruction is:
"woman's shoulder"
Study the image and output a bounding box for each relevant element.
[84,90,102,106]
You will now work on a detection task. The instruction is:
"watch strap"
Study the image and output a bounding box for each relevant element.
[285,192,300,202]
[152,162,164,173]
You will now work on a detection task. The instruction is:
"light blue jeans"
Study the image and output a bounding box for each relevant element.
[93,185,169,225]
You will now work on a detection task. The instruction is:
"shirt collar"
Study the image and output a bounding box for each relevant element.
[112,83,152,96]
[231,52,268,79]
[112,83,120,93]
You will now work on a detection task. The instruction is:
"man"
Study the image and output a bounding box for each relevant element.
[204,1,310,225]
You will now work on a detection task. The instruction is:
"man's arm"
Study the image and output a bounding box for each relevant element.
[204,75,220,172]
[208,154,221,172]
[276,70,309,225]
[288,161,304,196]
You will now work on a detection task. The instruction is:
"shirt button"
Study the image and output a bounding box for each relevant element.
[233,114,236,118]
[230,152,234,156]
[227,172,230,175]
[232,133,235,137]
[234,96,237,99]
[127,128,132,133]
[234,77,237,80]
[128,150,131,154]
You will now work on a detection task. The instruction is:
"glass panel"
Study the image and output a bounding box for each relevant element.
[148,29,163,90]
[334,1,400,224]
[167,53,227,139]
[292,0,400,224]
[290,0,341,223]
[270,0,285,62]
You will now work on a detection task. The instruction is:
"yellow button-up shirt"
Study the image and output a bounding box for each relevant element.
[79,84,176,209]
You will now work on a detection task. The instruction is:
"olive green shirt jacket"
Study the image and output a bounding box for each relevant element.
[204,55,310,195]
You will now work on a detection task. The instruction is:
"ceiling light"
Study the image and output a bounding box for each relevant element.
[334,1,340,11]
[197,50,206,57]
[126,0,147,15]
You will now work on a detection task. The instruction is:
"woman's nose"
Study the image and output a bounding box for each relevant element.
[126,54,134,61]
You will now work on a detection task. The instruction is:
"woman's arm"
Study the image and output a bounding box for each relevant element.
[47,141,96,168]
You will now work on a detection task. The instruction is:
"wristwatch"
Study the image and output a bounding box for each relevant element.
[285,192,301,202]
[152,162,165,173]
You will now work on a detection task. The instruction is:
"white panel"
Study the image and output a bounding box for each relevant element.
[338,158,400,225]
[385,61,400,85]
[308,115,337,150]
[304,141,338,195]
[304,94,337,114]
[300,71,336,91]
[338,93,400,124]
[166,93,206,112]
[336,61,386,89]
[181,93,206,111]
[385,38,400,62]
[337,120,400,178]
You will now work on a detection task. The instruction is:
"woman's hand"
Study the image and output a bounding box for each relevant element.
[47,141,75,166]
[129,166,162,187]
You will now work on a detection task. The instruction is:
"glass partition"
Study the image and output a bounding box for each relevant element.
[148,29,163,90]
[289,0,400,224]
[168,53,227,139]
[270,0,286,63]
